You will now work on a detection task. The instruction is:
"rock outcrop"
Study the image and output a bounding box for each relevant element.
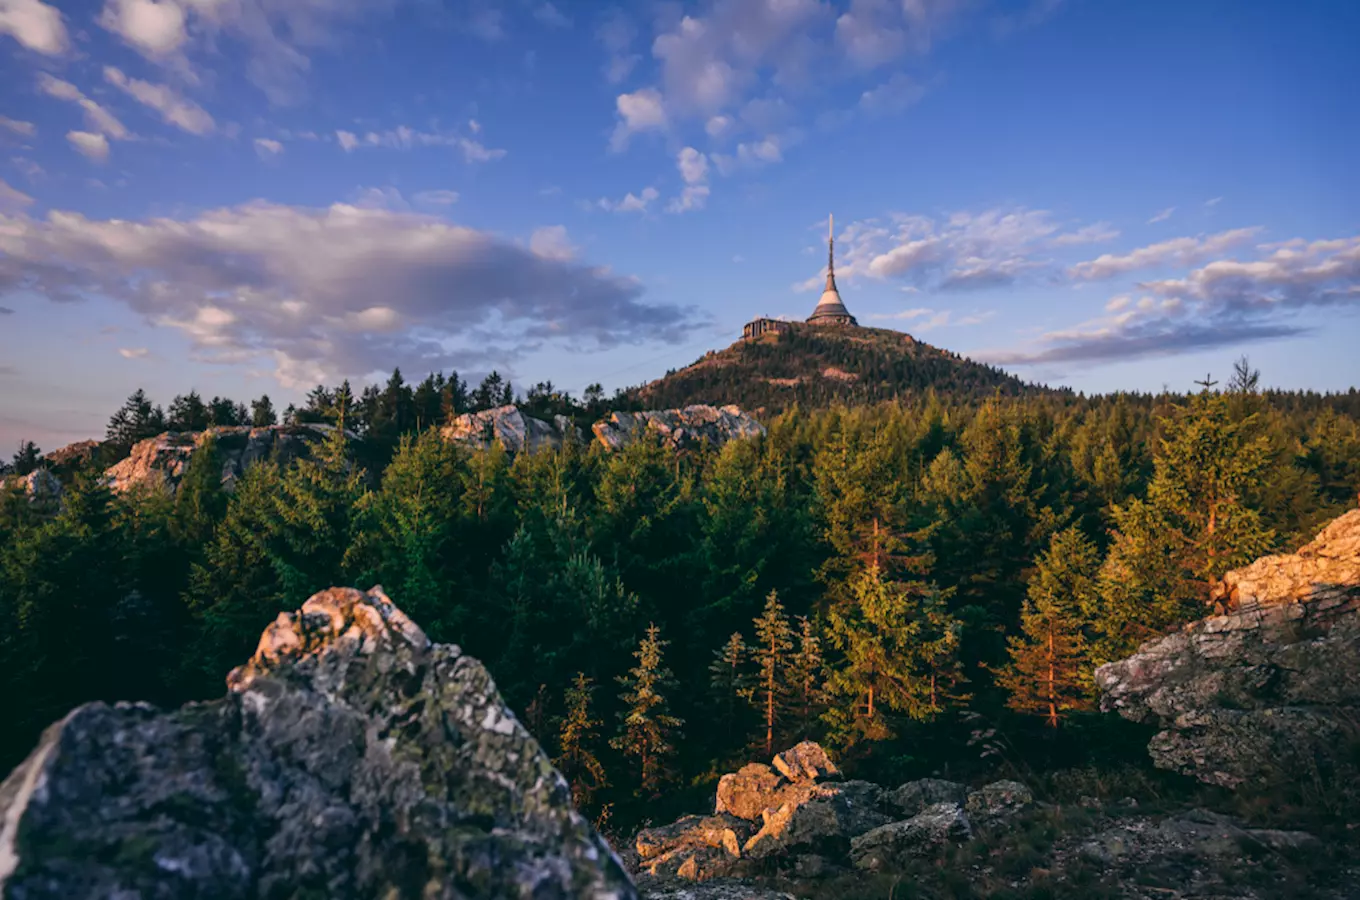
[630,743,1033,891]
[592,406,764,452]
[442,405,580,455]
[1096,509,1360,788]
[0,469,62,504]
[104,424,350,495]
[0,586,635,899]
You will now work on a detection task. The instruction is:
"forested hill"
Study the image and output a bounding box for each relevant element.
[625,324,1044,412]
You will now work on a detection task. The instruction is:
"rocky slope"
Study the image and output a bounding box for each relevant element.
[104,423,351,495]
[0,586,634,899]
[0,469,62,504]
[442,404,765,455]
[1097,509,1360,788]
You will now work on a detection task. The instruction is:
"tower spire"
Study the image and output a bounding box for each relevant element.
[826,213,836,291]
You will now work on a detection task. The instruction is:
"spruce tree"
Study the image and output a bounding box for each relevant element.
[996,527,1099,726]
[709,631,751,745]
[250,395,278,427]
[750,590,796,756]
[555,672,609,811]
[106,389,165,454]
[612,623,683,798]
[788,615,827,739]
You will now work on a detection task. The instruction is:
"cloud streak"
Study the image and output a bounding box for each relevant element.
[0,201,703,388]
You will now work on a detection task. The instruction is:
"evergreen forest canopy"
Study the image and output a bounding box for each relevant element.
[2,356,1360,831]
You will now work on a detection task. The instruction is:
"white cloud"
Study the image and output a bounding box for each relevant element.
[705,115,733,138]
[99,0,186,55]
[67,131,111,162]
[0,116,35,136]
[468,118,481,134]
[254,137,284,157]
[712,135,783,175]
[1148,207,1175,224]
[596,8,639,84]
[866,307,995,332]
[413,189,459,206]
[667,185,710,214]
[118,346,150,359]
[529,225,577,261]
[333,125,504,162]
[859,72,925,115]
[1049,222,1119,246]
[104,66,214,135]
[609,88,668,152]
[0,0,68,54]
[534,2,570,28]
[1205,196,1223,207]
[598,186,659,213]
[0,200,699,386]
[336,129,359,151]
[1067,228,1261,281]
[39,74,131,141]
[676,146,709,185]
[457,137,506,163]
[0,177,33,211]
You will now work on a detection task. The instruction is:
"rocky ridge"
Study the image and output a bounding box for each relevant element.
[440,404,765,455]
[1096,509,1360,788]
[104,423,351,495]
[0,586,634,899]
[0,469,62,504]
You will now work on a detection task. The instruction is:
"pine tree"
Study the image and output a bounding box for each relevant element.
[788,615,827,739]
[251,395,278,427]
[11,441,41,476]
[106,389,165,454]
[168,391,210,432]
[750,590,796,756]
[709,631,751,745]
[555,672,609,811]
[996,527,1099,726]
[612,623,684,798]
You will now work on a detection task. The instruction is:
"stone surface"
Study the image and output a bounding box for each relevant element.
[741,780,890,860]
[104,424,351,495]
[442,405,579,455]
[0,585,635,899]
[771,741,840,783]
[850,802,973,871]
[0,469,62,504]
[884,778,968,819]
[964,780,1034,827]
[592,406,764,452]
[638,882,797,900]
[715,763,787,821]
[1096,509,1360,787]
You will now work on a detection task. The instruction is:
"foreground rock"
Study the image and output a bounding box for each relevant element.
[104,424,352,495]
[0,469,62,504]
[850,802,972,871]
[592,406,765,452]
[1096,509,1360,787]
[0,586,634,899]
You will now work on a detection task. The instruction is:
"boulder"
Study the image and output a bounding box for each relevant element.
[884,777,968,819]
[0,585,635,899]
[741,781,890,860]
[1,468,62,504]
[639,883,797,900]
[592,406,764,452]
[850,802,973,871]
[1096,509,1360,787]
[715,763,786,820]
[104,424,351,495]
[442,405,579,455]
[964,780,1034,827]
[771,741,839,783]
[636,814,753,863]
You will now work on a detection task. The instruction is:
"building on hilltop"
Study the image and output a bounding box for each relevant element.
[743,214,858,340]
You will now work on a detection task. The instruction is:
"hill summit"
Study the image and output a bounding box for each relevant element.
[627,323,1039,414]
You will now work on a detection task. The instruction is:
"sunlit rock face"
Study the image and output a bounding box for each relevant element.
[0,586,636,899]
[441,405,579,455]
[0,469,62,504]
[103,424,350,495]
[591,405,765,452]
[1097,509,1360,788]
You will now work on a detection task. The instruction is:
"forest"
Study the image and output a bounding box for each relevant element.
[2,358,1359,835]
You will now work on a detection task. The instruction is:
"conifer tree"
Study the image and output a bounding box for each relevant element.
[168,391,210,432]
[555,672,609,811]
[788,615,827,739]
[11,441,41,476]
[612,623,684,798]
[709,632,752,744]
[996,527,1099,726]
[106,389,165,454]
[251,394,278,427]
[750,590,796,756]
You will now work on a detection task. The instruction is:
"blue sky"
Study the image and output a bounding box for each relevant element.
[1,0,1357,450]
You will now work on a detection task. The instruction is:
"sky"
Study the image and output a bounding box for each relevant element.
[0,0,1358,451]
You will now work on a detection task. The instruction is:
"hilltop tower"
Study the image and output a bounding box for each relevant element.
[806,214,858,326]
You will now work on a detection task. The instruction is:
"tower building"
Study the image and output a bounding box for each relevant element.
[806,214,858,326]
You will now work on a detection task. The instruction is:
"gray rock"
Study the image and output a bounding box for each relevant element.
[884,777,968,819]
[0,469,62,504]
[741,781,891,860]
[639,881,797,900]
[1097,509,1360,788]
[770,741,839,783]
[442,406,580,455]
[850,802,972,871]
[715,763,786,821]
[592,406,764,452]
[964,780,1034,827]
[0,586,635,899]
